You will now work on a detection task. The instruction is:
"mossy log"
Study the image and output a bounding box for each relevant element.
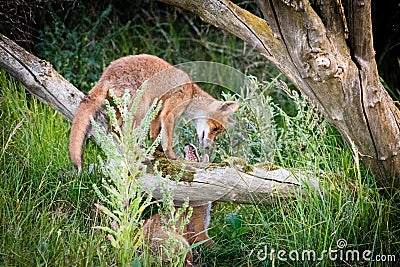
[141,158,317,205]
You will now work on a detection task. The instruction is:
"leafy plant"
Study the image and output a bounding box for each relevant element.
[90,85,161,265]
[89,84,193,266]
[224,75,277,163]
[156,183,192,266]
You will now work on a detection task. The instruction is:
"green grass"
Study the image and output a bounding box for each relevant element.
[0,71,112,265]
[1,2,400,266]
[200,89,400,266]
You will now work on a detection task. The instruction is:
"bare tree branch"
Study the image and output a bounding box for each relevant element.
[0,33,82,121]
[348,0,375,63]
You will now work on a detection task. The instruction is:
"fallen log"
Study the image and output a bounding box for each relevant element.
[141,159,317,205]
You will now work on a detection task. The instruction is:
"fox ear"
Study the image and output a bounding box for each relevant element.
[220,101,239,115]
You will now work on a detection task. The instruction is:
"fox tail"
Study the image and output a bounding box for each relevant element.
[69,81,108,172]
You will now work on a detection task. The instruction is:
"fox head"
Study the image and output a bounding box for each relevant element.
[192,100,239,148]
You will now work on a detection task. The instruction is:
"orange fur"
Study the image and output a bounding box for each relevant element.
[69,54,239,172]
[143,202,212,266]
[69,55,235,265]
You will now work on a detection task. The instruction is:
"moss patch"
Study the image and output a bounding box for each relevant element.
[145,153,281,182]
[220,157,280,173]
[148,151,196,182]
[220,157,254,173]
[255,162,280,171]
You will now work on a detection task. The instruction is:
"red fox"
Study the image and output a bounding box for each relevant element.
[143,202,212,267]
[143,144,213,267]
[69,54,239,172]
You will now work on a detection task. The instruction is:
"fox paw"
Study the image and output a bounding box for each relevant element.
[165,151,177,160]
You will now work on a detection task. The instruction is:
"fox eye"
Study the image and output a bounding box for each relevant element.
[213,126,219,132]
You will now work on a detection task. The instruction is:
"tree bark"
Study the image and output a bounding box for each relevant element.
[159,0,400,187]
[0,34,83,121]
[0,33,313,204]
[141,162,315,204]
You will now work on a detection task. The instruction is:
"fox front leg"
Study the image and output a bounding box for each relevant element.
[160,112,177,159]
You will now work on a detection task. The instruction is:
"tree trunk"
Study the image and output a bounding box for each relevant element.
[159,0,400,188]
[0,33,314,204]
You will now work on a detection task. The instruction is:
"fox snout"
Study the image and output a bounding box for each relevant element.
[199,135,214,149]
[196,118,223,149]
